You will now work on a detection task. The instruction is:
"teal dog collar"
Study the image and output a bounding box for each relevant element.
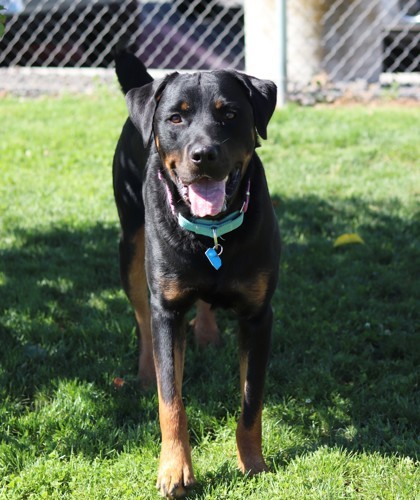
[178,210,244,239]
[178,210,245,271]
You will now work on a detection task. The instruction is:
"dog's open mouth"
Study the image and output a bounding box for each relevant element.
[176,168,241,218]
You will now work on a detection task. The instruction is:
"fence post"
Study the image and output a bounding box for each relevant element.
[287,0,325,85]
[244,0,287,107]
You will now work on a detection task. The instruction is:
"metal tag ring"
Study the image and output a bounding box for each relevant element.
[213,244,223,256]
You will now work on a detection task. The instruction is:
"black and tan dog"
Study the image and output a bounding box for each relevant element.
[113,52,280,497]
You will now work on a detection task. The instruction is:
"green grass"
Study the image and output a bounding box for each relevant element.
[0,90,419,499]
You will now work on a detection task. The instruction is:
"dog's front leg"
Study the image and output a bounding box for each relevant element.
[151,299,195,498]
[236,305,273,475]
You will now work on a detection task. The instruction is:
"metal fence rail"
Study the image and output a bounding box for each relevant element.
[1,0,419,89]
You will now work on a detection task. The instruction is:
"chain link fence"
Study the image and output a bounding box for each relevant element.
[0,0,244,70]
[285,0,419,84]
[0,0,419,97]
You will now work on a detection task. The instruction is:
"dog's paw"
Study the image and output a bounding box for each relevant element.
[237,453,269,476]
[236,419,269,476]
[156,449,195,498]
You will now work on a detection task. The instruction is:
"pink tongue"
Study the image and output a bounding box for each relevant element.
[188,178,226,217]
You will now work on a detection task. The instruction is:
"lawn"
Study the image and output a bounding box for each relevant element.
[0,90,419,499]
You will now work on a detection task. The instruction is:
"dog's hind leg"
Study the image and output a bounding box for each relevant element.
[191,300,220,347]
[119,226,155,386]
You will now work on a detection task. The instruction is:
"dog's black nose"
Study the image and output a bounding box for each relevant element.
[190,145,219,165]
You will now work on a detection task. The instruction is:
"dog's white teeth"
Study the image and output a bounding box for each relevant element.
[181,185,189,200]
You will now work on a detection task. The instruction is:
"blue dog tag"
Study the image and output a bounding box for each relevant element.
[205,247,222,270]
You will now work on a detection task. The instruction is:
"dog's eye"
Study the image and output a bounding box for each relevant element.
[225,110,236,120]
[169,114,182,124]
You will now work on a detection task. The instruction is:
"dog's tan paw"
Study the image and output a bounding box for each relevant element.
[238,453,269,476]
[236,416,269,476]
[156,441,195,498]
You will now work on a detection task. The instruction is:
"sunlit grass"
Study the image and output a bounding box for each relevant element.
[0,92,419,498]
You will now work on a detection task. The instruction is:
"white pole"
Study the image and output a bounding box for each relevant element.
[277,0,287,107]
[244,0,287,107]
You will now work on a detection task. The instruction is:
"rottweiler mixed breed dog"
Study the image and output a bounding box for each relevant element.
[113,51,280,497]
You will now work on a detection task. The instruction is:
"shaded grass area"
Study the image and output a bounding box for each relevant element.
[0,93,419,498]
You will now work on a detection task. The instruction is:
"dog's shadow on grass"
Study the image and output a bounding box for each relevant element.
[0,223,133,392]
[0,194,418,465]
[266,194,418,462]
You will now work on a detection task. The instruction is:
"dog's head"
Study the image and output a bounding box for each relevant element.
[126,70,276,218]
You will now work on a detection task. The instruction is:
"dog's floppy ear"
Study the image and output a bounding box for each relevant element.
[229,71,277,140]
[126,72,178,147]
